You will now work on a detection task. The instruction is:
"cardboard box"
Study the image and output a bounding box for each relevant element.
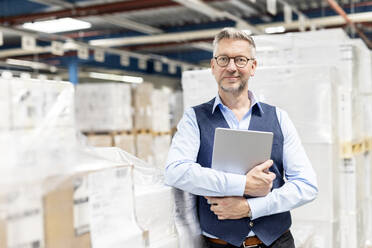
[152,90,170,132]
[135,185,176,245]
[44,175,91,248]
[76,83,132,132]
[134,83,153,130]
[0,191,45,248]
[136,133,153,164]
[86,134,113,147]
[114,133,136,155]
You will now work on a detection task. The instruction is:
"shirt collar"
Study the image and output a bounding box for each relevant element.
[212,90,264,114]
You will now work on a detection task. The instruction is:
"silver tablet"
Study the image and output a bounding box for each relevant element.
[211,128,273,174]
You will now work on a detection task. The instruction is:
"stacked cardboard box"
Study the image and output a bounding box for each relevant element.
[181,69,217,110]
[0,77,75,248]
[133,83,153,131]
[75,83,132,132]
[251,65,341,247]
[133,83,171,168]
[169,91,184,130]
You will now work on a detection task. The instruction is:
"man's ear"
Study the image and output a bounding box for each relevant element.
[250,60,257,76]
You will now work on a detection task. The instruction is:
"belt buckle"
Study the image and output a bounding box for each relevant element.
[242,241,259,248]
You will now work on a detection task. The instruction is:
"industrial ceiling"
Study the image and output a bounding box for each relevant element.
[0,0,371,81]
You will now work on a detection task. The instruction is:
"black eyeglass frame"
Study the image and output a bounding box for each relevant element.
[214,55,255,68]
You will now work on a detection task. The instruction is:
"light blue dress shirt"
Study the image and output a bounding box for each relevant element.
[165,90,318,237]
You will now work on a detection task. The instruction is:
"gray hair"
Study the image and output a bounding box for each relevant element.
[212,27,256,58]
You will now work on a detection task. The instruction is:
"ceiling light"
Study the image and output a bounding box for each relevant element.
[6,58,57,72]
[22,18,91,33]
[264,26,286,34]
[89,72,143,84]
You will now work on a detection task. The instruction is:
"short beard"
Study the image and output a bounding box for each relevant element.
[220,80,247,95]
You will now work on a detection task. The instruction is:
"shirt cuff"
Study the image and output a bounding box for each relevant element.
[247,196,270,220]
[224,173,246,196]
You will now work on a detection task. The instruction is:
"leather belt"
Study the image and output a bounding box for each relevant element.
[205,236,263,247]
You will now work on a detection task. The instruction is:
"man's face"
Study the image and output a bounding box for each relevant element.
[211,38,257,95]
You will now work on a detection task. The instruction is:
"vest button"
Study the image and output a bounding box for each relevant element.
[249,221,254,227]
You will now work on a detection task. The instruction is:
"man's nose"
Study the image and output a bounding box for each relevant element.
[226,58,237,71]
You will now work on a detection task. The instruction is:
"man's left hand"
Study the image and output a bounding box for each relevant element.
[205,196,250,220]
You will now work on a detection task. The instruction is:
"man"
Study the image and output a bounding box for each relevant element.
[165,27,318,248]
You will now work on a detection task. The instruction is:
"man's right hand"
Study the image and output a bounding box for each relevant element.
[244,160,276,196]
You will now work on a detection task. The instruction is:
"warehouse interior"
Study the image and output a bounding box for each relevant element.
[0,0,372,247]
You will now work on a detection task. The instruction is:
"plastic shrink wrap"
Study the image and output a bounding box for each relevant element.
[0,77,146,248]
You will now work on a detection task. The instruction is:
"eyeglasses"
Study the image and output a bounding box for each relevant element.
[214,55,255,68]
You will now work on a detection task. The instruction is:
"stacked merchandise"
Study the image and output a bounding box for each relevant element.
[169,91,184,132]
[252,29,372,247]
[0,76,178,248]
[76,82,172,169]
[181,69,217,110]
[75,83,135,154]
[250,65,340,247]
[133,83,171,169]
[85,148,179,248]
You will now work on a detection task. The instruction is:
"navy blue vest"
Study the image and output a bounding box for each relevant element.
[193,98,291,246]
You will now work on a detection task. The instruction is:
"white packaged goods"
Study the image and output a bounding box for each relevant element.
[152,90,170,132]
[0,190,45,248]
[75,83,132,132]
[86,134,113,147]
[169,91,184,129]
[181,69,217,110]
[291,219,340,248]
[113,133,136,155]
[0,78,74,130]
[361,95,372,138]
[251,65,337,144]
[134,83,153,130]
[0,81,10,130]
[136,133,153,165]
[150,235,178,248]
[0,76,172,248]
[293,144,339,222]
[135,185,176,245]
[88,166,145,248]
[351,39,372,94]
[135,134,170,169]
[134,84,170,132]
[338,154,367,248]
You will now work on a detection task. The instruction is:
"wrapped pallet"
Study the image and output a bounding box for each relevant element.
[250,65,341,247]
[96,148,179,248]
[0,78,147,248]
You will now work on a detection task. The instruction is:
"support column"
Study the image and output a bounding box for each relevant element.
[68,58,78,85]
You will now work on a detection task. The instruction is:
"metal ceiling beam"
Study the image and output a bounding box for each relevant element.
[90,28,222,47]
[88,11,372,47]
[327,0,372,48]
[0,0,226,25]
[28,0,75,8]
[0,25,199,68]
[100,15,163,34]
[171,0,263,34]
[258,11,372,30]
